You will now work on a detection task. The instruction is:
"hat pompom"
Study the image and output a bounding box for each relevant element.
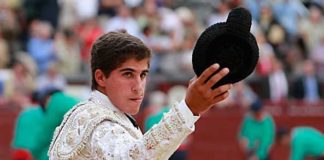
[226,7,252,39]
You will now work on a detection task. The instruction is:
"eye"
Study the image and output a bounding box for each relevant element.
[123,72,133,78]
[140,72,148,80]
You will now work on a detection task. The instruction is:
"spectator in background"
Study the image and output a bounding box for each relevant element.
[0,3,21,65]
[269,59,289,103]
[6,58,36,108]
[57,0,79,29]
[74,0,99,22]
[0,69,12,106]
[22,0,60,32]
[140,0,160,35]
[258,2,274,33]
[243,0,265,21]
[37,0,60,28]
[104,4,142,38]
[159,31,196,82]
[310,35,324,79]
[36,62,67,91]
[255,31,276,77]
[36,88,79,160]
[27,20,56,74]
[177,31,197,80]
[291,60,322,103]
[272,0,308,37]
[299,3,324,56]
[260,58,289,103]
[141,24,161,73]
[12,91,46,160]
[0,30,9,68]
[208,0,230,26]
[77,17,103,72]
[158,7,198,82]
[277,127,324,160]
[158,5,184,51]
[97,0,123,17]
[54,29,81,77]
[239,99,275,160]
[176,6,201,40]
[258,2,286,59]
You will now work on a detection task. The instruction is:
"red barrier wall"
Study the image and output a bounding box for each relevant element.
[2,102,324,160]
[188,102,324,160]
[0,105,20,160]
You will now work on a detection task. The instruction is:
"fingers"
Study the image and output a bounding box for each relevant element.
[211,84,232,97]
[196,63,230,90]
[197,64,220,84]
[189,76,197,85]
[205,67,230,89]
[187,63,232,114]
[213,90,230,102]
[202,84,231,106]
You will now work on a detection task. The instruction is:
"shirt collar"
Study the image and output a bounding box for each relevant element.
[90,90,140,130]
[90,90,120,112]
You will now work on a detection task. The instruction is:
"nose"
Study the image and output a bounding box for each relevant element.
[131,77,144,95]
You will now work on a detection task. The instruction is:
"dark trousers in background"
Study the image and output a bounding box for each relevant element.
[169,150,188,160]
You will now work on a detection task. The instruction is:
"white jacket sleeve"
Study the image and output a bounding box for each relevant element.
[90,100,199,160]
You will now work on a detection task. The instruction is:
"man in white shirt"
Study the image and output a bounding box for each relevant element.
[49,31,232,159]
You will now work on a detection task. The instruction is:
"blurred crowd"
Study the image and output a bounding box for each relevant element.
[0,0,323,109]
[0,0,323,159]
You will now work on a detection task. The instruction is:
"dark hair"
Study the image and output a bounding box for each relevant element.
[90,31,151,90]
[250,98,263,113]
[62,28,75,38]
[31,91,40,104]
[276,127,290,143]
[38,87,62,112]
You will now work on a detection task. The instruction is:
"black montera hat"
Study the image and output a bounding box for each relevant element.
[192,7,259,89]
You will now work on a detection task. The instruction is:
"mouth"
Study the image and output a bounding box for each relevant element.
[130,97,143,102]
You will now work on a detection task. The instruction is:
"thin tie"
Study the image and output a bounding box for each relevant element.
[125,114,139,129]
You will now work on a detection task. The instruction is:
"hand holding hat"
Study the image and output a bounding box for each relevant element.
[185,64,232,115]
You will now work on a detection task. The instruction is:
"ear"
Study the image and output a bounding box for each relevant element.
[95,69,107,87]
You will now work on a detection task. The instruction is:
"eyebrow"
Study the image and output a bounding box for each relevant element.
[119,68,149,73]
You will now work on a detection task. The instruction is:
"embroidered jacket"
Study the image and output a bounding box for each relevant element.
[49,91,198,160]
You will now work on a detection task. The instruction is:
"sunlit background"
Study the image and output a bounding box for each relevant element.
[1,0,324,159]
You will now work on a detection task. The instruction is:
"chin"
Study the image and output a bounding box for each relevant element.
[126,106,140,115]
[128,109,140,115]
